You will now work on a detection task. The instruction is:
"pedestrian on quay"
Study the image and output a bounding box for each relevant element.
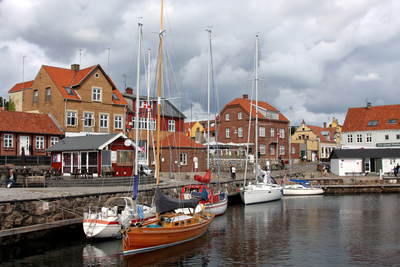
[6,169,17,188]
[323,165,328,177]
[397,163,400,177]
[231,165,236,179]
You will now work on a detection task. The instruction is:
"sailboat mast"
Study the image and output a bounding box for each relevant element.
[156,0,163,185]
[135,23,143,177]
[255,35,259,177]
[147,49,151,166]
[207,29,211,169]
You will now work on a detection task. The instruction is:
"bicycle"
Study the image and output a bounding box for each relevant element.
[387,170,395,177]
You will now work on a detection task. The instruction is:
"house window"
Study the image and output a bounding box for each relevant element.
[65,87,75,95]
[225,113,230,121]
[367,120,378,126]
[118,151,134,166]
[50,137,59,146]
[4,134,13,148]
[357,134,362,143]
[385,135,389,140]
[260,144,266,155]
[46,87,51,101]
[270,145,275,155]
[36,136,44,149]
[347,134,353,143]
[279,129,285,139]
[92,88,102,101]
[238,127,243,138]
[168,120,175,132]
[139,100,152,109]
[226,128,230,138]
[115,115,123,129]
[238,112,243,120]
[84,112,95,127]
[259,127,265,137]
[270,128,274,137]
[180,153,187,165]
[280,145,285,155]
[366,133,372,143]
[291,147,295,154]
[397,134,400,140]
[66,111,77,126]
[388,119,397,124]
[100,114,109,128]
[33,90,38,103]
[112,92,120,101]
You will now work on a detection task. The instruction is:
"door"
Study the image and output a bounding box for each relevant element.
[19,136,30,155]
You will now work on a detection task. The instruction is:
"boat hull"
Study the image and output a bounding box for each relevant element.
[282,187,324,196]
[205,197,228,216]
[122,213,214,255]
[240,184,282,205]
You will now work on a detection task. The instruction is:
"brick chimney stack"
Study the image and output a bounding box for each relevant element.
[367,102,371,109]
[243,94,248,100]
[71,64,80,71]
[126,87,133,94]
[323,122,326,128]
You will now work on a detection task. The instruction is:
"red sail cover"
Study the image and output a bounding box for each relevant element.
[194,169,211,183]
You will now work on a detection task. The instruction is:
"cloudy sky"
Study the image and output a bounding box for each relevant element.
[1,0,399,127]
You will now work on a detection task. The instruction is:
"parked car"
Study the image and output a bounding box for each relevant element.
[140,165,155,178]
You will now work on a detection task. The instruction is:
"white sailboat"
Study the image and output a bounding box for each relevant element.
[239,35,283,205]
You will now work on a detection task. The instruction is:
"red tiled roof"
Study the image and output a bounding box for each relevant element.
[0,110,64,135]
[9,80,34,93]
[342,104,400,132]
[154,132,206,148]
[307,125,335,143]
[226,98,289,121]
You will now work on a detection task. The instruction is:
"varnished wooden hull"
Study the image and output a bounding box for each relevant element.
[122,213,215,255]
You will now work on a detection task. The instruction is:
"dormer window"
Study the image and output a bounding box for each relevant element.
[367,120,378,126]
[112,92,120,101]
[65,87,75,96]
[388,119,397,124]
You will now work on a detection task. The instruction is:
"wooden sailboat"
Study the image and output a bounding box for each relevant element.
[121,1,214,255]
[239,35,283,205]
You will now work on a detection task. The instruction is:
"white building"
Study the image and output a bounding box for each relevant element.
[341,103,400,149]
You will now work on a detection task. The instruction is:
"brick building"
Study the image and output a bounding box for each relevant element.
[9,64,127,136]
[217,94,290,161]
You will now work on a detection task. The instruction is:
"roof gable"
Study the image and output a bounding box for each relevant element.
[0,110,64,135]
[155,132,206,149]
[342,104,400,132]
[9,80,34,93]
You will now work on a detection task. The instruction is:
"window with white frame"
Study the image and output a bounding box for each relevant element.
[4,134,13,148]
[66,111,77,126]
[36,136,44,149]
[260,144,266,155]
[168,120,175,132]
[225,113,230,121]
[259,127,265,137]
[397,134,400,140]
[83,112,95,127]
[366,133,372,143]
[115,115,123,129]
[238,127,243,138]
[238,112,243,120]
[33,90,38,102]
[180,153,187,165]
[100,114,109,128]
[347,134,353,143]
[270,144,275,155]
[291,147,295,154]
[132,117,156,130]
[279,128,285,139]
[226,128,230,138]
[46,87,51,101]
[280,145,285,155]
[92,88,102,101]
[270,127,274,137]
[357,134,362,143]
[139,100,152,109]
[50,137,59,146]
[385,135,389,140]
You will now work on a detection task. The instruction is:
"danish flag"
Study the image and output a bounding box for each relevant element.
[143,101,152,109]
[277,131,282,140]
[187,128,191,137]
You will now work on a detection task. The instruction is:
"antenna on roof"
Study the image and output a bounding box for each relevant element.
[366,97,368,103]
[77,49,82,65]
[122,74,132,90]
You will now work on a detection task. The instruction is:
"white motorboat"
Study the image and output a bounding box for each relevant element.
[83,197,156,238]
[282,179,324,196]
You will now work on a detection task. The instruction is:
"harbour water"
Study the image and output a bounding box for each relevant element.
[2,194,400,266]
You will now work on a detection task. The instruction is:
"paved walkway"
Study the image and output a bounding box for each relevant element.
[0,163,383,202]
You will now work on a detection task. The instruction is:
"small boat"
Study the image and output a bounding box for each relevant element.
[83,197,156,238]
[282,179,324,196]
[178,181,228,216]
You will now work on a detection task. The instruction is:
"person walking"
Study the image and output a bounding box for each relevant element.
[231,165,236,180]
[6,169,17,188]
[323,165,328,177]
[397,163,400,177]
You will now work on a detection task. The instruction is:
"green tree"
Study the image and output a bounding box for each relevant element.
[0,96,9,109]
[7,98,15,111]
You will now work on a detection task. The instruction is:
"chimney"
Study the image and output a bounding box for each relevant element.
[243,94,248,100]
[323,122,326,128]
[125,87,133,94]
[367,102,371,109]
[71,64,80,71]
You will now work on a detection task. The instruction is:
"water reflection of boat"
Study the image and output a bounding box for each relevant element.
[83,239,123,266]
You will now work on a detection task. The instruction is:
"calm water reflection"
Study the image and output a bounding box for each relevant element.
[2,194,400,266]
